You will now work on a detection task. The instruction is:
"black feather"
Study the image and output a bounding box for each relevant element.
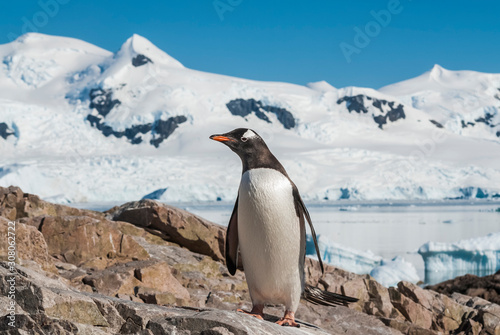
[302,284,358,307]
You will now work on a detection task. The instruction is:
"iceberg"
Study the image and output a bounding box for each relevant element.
[306,235,382,274]
[369,256,420,287]
[306,235,420,286]
[418,232,500,284]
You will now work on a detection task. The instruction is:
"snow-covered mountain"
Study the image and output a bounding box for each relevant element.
[380,64,500,141]
[1,33,499,203]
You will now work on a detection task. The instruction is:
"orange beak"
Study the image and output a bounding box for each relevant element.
[210,135,235,142]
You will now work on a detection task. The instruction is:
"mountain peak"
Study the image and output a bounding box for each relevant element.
[429,64,448,80]
[307,80,336,92]
[117,34,184,68]
[123,34,155,52]
[0,33,111,59]
[431,64,445,71]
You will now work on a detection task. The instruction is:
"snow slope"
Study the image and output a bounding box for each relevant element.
[380,64,500,141]
[0,33,499,203]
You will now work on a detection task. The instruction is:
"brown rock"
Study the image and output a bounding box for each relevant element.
[440,294,471,326]
[389,287,433,330]
[407,327,437,335]
[136,287,189,306]
[91,296,127,333]
[295,301,404,335]
[397,281,434,311]
[399,281,472,332]
[364,279,404,320]
[477,310,500,333]
[304,257,372,313]
[0,218,57,273]
[135,261,190,301]
[83,262,141,296]
[427,271,500,305]
[304,257,365,288]
[106,200,226,262]
[380,317,412,333]
[82,259,190,305]
[201,327,235,335]
[0,186,23,220]
[0,263,109,328]
[341,278,371,312]
[0,185,103,220]
[39,215,149,267]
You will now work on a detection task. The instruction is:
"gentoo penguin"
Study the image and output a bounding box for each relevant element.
[210,128,357,327]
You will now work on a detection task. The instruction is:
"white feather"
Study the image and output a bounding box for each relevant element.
[242,129,257,139]
[238,168,303,312]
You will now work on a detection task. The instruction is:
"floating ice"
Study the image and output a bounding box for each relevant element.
[307,235,420,286]
[370,256,420,287]
[306,235,382,274]
[419,232,500,284]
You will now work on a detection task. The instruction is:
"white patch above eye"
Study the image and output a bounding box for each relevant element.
[243,129,257,139]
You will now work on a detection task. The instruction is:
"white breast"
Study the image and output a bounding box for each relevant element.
[237,168,303,311]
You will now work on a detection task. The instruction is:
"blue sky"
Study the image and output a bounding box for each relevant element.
[2,0,500,88]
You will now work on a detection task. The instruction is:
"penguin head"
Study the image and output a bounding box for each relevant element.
[209,128,269,159]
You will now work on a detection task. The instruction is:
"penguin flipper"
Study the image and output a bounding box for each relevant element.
[225,196,239,275]
[292,186,325,275]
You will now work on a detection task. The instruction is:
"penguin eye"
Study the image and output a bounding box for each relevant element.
[241,137,248,142]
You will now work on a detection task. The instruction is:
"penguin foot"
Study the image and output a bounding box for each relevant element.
[236,305,264,320]
[276,310,299,327]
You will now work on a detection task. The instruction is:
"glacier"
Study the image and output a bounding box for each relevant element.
[419,232,500,284]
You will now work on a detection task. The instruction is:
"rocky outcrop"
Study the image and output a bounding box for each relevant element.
[429,120,444,129]
[106,199,226,262]
[225,98,296,129]
[426,271,500,305]
[132,54,153,67]
[36,215,150,268]
[87,111,187,146]
[89,88,121,118]
[0,185,104,221]
[2,185,500,334]
[0,217,57,274]
[86,87,187,146]
[150,116,188,148]
[87,114,153,145]
[0,263,333,334]
[0,122,14,139]
[336,95,406,129]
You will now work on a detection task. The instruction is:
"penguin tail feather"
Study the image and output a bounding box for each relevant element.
[302,284,358,307]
